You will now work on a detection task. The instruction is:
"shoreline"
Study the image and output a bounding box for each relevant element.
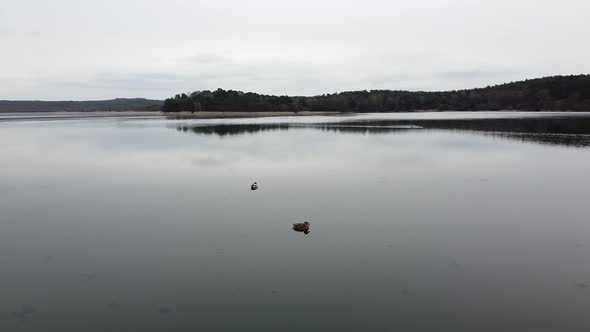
[2,110,589,123]
[0,110,345,122]
[162,111,344,119]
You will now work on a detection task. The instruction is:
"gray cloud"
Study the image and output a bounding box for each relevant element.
[1,0,589,99]
[188,53,228,64]
[437,70,512,80]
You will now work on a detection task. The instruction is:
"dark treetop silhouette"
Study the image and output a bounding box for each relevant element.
[162,75,590,113]
[0,98,162,112]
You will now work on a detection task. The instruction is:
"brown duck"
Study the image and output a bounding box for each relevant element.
[292,221,310,232]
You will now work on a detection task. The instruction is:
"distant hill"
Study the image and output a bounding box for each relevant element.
[4,75,590,113]
[163,75,590,113]
[0,98,163,112]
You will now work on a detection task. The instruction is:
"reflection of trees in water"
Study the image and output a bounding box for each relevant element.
[353,117,590,147]
[175,124,419,137]
[483,132,590,147]
[174,116,590,147]
[345,117,590,135]
[176,124,291,136]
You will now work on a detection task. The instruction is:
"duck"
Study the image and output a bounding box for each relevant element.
[251,182,258,190]
[292,221,310,232]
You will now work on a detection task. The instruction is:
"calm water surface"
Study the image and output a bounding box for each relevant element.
[1,112,590,331]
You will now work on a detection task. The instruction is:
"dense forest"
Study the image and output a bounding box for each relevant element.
[0,98,162,112]
[162,75,590,113]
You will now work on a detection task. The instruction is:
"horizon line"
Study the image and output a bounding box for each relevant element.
[2,74,588,102]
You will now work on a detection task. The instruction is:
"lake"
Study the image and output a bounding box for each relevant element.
[1,111,590,331]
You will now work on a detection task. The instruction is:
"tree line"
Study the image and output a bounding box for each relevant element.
[162,75,590,113]
[0,98,162,112]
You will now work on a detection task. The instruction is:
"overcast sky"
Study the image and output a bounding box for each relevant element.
[1,0,589,100]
